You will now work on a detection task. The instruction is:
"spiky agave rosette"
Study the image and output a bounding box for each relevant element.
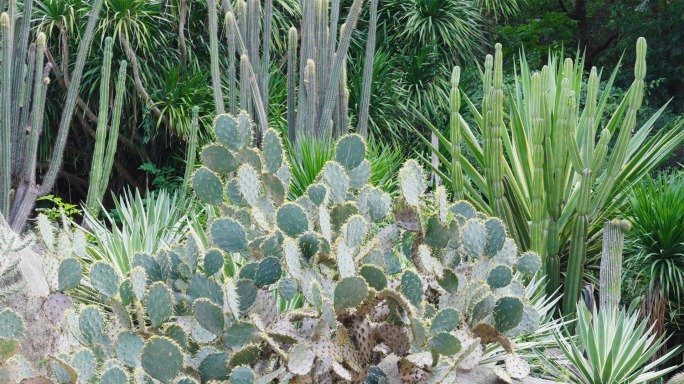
[13,112,542,384]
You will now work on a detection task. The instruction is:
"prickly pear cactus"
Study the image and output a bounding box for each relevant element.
[25,112,541,384]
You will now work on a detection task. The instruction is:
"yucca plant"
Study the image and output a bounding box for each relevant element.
[624,173,684,358]
[81,188,192,275]
[554,304,682,384]
[413,38,684,316]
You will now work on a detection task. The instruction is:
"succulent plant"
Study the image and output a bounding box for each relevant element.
[17,112,542,383]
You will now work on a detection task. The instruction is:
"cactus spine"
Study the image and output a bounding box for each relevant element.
[599,219,630,309]
[86,37,128,218]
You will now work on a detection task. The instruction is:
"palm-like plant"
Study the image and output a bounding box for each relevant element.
[99,0,167,52]
[555,304,682,384]
[398,0,484,58]
[624,173,684,355]
[33,0,85,37]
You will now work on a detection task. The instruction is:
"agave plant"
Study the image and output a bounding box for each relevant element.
[554,304,682,384]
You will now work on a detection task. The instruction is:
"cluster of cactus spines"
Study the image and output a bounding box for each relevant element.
[85,37,128,217]
[599,219,630,309]
[450,66,464,200]
[12,111,543,383]
[1,0,105,232]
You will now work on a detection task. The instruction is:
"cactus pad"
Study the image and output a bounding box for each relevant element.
[199,352,232,382]
[462,219,487,259]
[307,184,327,206]
[505,354,530,379]
[276,203,309,238]
[494,296,524,333]
[334,276,368,311]
[141,337,183,383]
[36,214,54,252]
[263,173,286,205]
[428,332,462,356]
[132,252,162,283]
[429,308,460,335]
[193,167,224,205]
[398,160,425,207]
[90,261,121,298]
[203,249,225,277]
[436,269,460,293]
[146,282,174,328]
[226,179,249,206]
[487,264,513,289]
[366,188,391,221]
[215,113,251,151]
[425,216,449,248]
[400,270,424,308]
[236,279,257,313]
[484,218,507,257]
[114,331,144,368]
[254,257,282,287]
[288,343,316,375]
[58,258,82,291]
[515,252,541,276]
[201,144,239,174]
[278,278,298,301]
[230,366,256,384]
[237,164,260,207]
[211,218,248,253]
[347,159,371,190]
[100,365,128,384]
[262,129,284,174]
[71,348,96,382]
[359,265,387,291]
[336,134,366,170]
[187,273,224,307]
[78,306,107,345]
[323,161,350,204]
[193,299,224,336]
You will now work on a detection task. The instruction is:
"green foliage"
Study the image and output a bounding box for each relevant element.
[555,305,683,384]
[624,173,684,315]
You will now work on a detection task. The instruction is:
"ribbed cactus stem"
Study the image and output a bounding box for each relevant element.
[295,0,315,135]
[338,44,349,137]
[1,12,13,214]
[590,38,647,218]
[287,27,298,143]
[529,72,545,255]
[599,219,630,309]
[328,0,340,75]
[248,0,260,80]
[183,106,200,195]
[99,59,127,195]
[240,53,250,113]
[17,44,36,164]
[12,0,34,172]
[226,12,237,115]
[86,37,114,215]
[305,59,317,137]
[261,0,273,114]
[450,66,463,200]
[207,0,225,115]
[482,54,493,191]
[237,0,247,45]
[591,128,610,175]
[357,0,378,139]
[317,0,364,139]
[315,0,328,105]
[23,33,47,184]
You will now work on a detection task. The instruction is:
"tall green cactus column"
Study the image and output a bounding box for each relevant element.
[1,13,13,215]
[450,66,464,200]
[488,44,520,245]
[599,219,630,309]
[529,72,545,257]
[207,0,224,115]
[183,106,200,195]
[85,37,128,217]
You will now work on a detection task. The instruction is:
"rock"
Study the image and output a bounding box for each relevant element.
[450,366,567,384]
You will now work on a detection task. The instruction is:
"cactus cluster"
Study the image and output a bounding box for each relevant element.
[10,112,542,383]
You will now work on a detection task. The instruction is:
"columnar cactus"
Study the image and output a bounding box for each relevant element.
[599,219,630,309]
[85,37,128,217]
[1,0,105,231]
[450,66,464,200]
